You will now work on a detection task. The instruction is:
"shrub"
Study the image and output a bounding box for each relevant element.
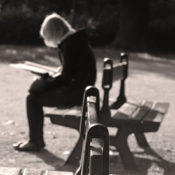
[148,0,175,51]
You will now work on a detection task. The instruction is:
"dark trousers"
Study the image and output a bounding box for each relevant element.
[26,86,84,144]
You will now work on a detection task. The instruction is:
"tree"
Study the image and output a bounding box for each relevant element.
[114,0,149,51]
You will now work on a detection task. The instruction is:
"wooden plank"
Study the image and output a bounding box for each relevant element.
[0,167,21,175]
[112,103,139,120]
[111,110,131,120]
[90,138,104,153]
[127,99,143,106]
[132,100,154,120]
[45,170,73,175]
[154,102,169,114]
[87,96,98,126]
[143,102,169,123]
[113,63,127,81]
[111,100,154,123]
[23,168,43,175]
[144,111,164,124]
[89,138,104,175]
[48,114,80,130]
[89,153,103,175]
[45,107,81,129]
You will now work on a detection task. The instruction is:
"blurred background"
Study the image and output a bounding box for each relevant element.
[0,0,175,52]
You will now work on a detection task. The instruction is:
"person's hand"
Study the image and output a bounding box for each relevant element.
[41,73,50,79]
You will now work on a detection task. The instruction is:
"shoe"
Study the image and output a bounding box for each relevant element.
[13,140,45,152]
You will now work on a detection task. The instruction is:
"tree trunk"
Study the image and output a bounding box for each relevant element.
[114,0,149,51]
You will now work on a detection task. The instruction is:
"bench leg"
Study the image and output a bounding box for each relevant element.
[111,127,137,170]
[135,133,149,148]
[64,136,83,167]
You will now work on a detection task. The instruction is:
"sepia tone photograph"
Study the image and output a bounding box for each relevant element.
[0,0,175,174]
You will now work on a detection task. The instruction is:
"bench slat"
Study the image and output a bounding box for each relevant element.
[127,99,143,106]
[113,103,139,118]
[89,138,104,175]
[23,168,43,175]
[112,100,153,121]
[143,102,169,123]
[45,170,73,175]
[90,138,104,153]
[48,114,80,130]
[90,154,103,175]
[45,107,81,129]
[0,167,21,175]
[153,102,169,114]
[88,96,98,125]
[132,100,154,120]
[144,111,163,124]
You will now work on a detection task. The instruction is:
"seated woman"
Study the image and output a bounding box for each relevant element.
[13,13,96,151]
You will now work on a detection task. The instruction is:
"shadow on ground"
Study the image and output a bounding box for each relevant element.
[109,146,175,175]
[0,45,60,66]
[31,149,65,170]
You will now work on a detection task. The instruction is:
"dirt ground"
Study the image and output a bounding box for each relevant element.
[0,45,175,175]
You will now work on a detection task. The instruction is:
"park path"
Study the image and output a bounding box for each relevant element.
[0,46,175,174]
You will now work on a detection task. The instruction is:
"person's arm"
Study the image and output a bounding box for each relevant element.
[49,51,72,85]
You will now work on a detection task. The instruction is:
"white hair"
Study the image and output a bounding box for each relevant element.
[40,13,75,48]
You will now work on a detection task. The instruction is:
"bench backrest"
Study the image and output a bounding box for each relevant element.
[78,86,109,175]
[101,53,129,114]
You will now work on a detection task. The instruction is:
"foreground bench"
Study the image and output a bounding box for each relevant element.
[100,53,169,169]
[75,86,109,175]
[0,87,109,175]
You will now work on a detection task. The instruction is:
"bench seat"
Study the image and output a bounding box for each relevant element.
[45,106,82,130]
[100,99,169,170]
[106,100,169,132]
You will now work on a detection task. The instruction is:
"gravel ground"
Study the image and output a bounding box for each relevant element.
[0,45,175,175]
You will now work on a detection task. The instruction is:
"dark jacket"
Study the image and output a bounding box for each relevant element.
[29,29,96,94]
[52,29,97,88]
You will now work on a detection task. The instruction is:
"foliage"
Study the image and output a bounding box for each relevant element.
[148,0,175,51]
[0,1,74,45]
[0,0,175,51]
[0,4,43,45]
[86,1,120,46]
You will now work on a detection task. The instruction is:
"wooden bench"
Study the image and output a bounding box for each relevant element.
[0,87,109,175]
[100,52,169,169]
[75,86,109,175]
[46,52,169,170]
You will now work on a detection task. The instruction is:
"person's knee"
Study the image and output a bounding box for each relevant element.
[26,93,38,104]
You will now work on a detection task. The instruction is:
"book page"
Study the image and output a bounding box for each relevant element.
[10,61,62,77]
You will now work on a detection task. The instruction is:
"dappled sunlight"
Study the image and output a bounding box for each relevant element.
[5,49,17,55]
[94,48,175,80]
[135,53,175,62]
[0,45,60,66]
[129,52,175,80]
[1,46,175,80]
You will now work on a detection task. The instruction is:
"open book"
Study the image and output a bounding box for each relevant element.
[10,61,62,77]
